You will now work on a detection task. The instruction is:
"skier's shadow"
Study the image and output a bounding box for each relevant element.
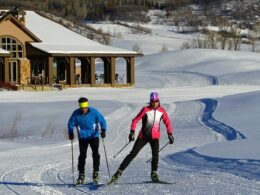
[113,181,176,185]
[1,181,104,191]
[74,182,105,190]
[0,181,72,188]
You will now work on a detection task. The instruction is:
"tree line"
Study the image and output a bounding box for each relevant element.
[0,0,170,21]
[0,0,227,22]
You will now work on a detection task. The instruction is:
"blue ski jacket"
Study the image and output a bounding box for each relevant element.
[68,107,107,140]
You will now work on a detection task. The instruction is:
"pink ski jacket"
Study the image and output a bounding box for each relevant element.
[131,106,173,139]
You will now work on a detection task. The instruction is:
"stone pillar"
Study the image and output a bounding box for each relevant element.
[4,57,9,83]
[103,57,111,84]
[85,57,92,84]
[69,57,75,85]
[80,58,87,84]
[110,57,116,85]
[80,57,92,84]
[48,57,53,85]
[20,59,30,85]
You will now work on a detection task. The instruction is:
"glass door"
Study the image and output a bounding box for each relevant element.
[9,60,19,84]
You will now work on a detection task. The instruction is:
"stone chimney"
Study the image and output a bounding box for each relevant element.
[10,6,26,25]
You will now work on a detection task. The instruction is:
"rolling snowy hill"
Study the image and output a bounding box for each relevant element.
[0,11,260,195]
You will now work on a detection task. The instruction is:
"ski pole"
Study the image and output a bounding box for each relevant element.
[113,142,131,158]
[146,142,170,163]
[71,139,75,184]
[102,138,111,178]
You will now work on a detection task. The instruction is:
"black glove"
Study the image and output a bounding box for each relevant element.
[168,134,174,144]
[69,133,74,140]
[129,130,135,142]
[101,130,106,138]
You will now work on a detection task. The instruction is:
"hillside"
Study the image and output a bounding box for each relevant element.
[0,2,260,195]
[1,0,259,27]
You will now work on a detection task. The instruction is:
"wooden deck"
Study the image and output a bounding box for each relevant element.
[0,82,134,91]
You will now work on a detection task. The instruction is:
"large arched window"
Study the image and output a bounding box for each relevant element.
[0,36,23,58]
[0,36,24,83]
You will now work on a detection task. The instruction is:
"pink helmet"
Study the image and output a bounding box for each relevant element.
[150,92,159,102]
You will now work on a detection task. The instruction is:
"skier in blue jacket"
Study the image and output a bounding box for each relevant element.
[68,97,107,185]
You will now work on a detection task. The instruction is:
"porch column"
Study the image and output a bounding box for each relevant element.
[126,57,135,85]
[69,57,75,85]
[4,57,9,83]
[90,57,96,85]
[110,57,116,85]
[85,57,92,84]
[48,56,53,85]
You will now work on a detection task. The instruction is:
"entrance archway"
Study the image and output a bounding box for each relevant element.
[95,58,105,84]
[115,57,127,84]
[53,57,69,84]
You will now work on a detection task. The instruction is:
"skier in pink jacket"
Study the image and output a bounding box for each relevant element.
[109,92,174,184]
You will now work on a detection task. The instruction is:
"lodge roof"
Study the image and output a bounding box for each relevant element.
[24,11,141,57]
[0,11,41,42]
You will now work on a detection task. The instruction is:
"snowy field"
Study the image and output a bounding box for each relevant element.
[0,11,260,195]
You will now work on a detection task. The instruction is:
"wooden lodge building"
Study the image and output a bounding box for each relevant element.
[0,8,141,90]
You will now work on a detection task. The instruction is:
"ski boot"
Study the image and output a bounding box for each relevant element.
[107,170,122,185]
[93,171,99,183]
[151,171,159,182]
[76,173,85,185]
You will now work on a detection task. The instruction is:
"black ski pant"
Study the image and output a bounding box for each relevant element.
[78,137,100,174]
[118,137,159,172]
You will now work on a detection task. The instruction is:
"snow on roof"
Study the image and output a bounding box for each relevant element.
[30,43,137,54]
[0,48,10,54]
[25,11,138,55]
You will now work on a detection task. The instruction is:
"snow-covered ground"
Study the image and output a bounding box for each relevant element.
[0,11,260,195]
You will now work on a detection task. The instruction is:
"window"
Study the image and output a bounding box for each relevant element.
[0,36,24,83]
[0,36,24,59]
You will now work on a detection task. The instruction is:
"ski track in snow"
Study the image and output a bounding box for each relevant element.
[0,98,260,194]
[161,98,260,190]
[1,77,260,194]
[177,71,219,85]
[136,71,217,88]
[1,161,68,195]
[199,98,246,140]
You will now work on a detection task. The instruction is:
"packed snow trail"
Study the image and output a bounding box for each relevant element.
[0,99,259,194]
[162,98,259,183]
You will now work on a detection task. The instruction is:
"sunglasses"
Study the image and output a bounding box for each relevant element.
[151,100,159,103]
[80,107,88,110]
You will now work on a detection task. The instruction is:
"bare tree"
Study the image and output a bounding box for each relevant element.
[132,43,143,53]
[191,34,207,49]
[206,31,218,49]
[227,39,233,50]
[181,41,192,49]
[230,25,242,51]
[9,111,22,140]
[160,44,169,53]
[102,33,112,45]
[215,16,231,50]
[249,22,260,52]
